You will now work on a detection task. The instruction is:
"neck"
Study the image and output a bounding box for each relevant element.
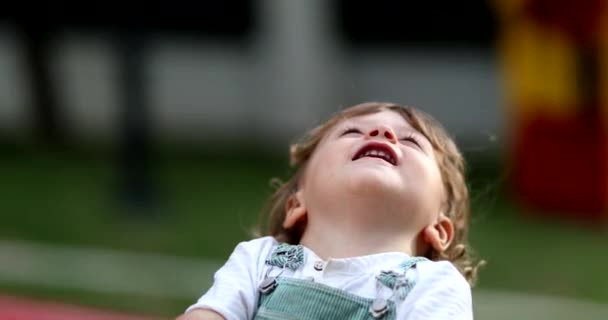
[299,219,418,259]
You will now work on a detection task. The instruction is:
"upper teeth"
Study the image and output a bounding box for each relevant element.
[361,149,395,164]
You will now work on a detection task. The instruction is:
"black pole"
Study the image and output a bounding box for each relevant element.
[116,30,156,217]
[21,24,65,146]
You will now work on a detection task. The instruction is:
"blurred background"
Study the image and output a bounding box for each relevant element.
[0,0,607,319]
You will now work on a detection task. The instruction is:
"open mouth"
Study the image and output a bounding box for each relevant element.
[352,142,398,165]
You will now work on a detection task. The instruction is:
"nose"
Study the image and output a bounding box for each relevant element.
[367,125,397,143]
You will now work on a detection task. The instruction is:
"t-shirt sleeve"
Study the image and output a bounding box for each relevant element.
[399,261,473,320]
[185,237,277,320]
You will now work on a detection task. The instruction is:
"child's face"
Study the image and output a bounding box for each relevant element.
[297,110,445,232]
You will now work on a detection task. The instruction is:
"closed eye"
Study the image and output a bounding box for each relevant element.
[341,127,362,136]
[400,133,422,148]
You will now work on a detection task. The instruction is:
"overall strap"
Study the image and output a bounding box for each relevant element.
[265,243,305,270]
[259,243,305,294]
[376,257,428,300]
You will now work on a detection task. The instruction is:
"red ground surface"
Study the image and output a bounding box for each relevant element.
[0,294,162,320]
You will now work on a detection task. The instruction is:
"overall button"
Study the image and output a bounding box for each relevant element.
[258,277,278,294]
[369,298,389,318]
[313,260,324,271]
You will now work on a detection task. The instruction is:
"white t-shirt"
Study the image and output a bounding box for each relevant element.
[187,236,472,320]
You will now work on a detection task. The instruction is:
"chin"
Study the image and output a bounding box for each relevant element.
[343,169,404,197]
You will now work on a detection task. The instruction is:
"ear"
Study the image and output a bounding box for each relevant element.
[422,215,454,253]
[283,190,307,229]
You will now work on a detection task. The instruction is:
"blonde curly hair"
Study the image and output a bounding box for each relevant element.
[257,102,483,285]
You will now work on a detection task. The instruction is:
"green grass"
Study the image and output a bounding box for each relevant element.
[1,144,607,316]
[470,199,608,302]
[0,146,283,257]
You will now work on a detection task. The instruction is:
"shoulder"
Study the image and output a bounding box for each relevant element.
[234,236,279,252]
[416,259,469,288]
[414,259,471,298]
[226,236,279,267]
[186,237,280,319]
[399,260,472,319]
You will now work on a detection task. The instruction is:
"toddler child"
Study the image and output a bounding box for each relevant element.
[177,102,482,320]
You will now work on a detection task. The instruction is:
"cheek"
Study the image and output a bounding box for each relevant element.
[309,143,348,172]
[425,163,446,211]
[405,155,444,199]
[303,147,342,187]
[423,159,444,193]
